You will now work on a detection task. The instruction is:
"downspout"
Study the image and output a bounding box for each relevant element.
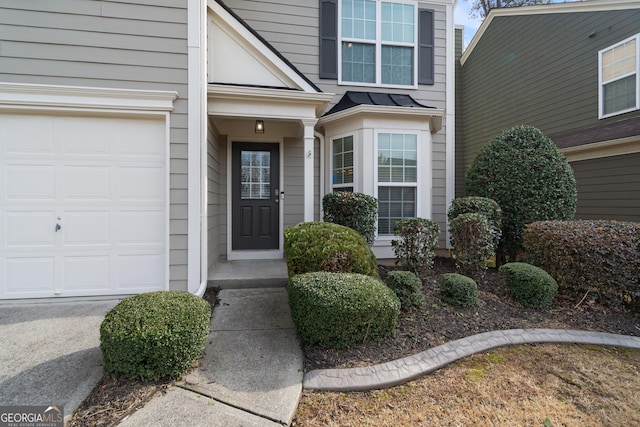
[316,131,325,220]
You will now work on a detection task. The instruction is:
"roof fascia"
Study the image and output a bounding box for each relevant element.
[208,0,321,93]
[318,104,445,132]
[461,0,640,65]
[561,135,640,162]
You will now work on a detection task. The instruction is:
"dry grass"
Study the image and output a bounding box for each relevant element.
[294,344,640,427]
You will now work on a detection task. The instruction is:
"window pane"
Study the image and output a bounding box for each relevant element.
[342,42,375,83]
[377,186,416,235]
[342,0,376,40]
[604,75,636,115]
[378,133,417,183]
[333,136,354,186]
[382,46,413,85]
[240,150,270,199]
[381,2,414,43]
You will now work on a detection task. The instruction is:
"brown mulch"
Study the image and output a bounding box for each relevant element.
[303,257,640,371]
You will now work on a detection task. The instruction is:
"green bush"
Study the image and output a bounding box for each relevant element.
[523,220,640,310]
[391,218,440,278]
[447,196,502,250]
[465,125,577,262]
[288,272,400,349]
[499,262,558,309]
[323,192,378,245]
[284,222,379,279]
[449,213,496,274]
[385,270,424,310]
[439,273,480,307]
[100,291,211,381]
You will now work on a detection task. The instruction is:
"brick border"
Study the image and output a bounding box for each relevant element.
[303,329,640,391]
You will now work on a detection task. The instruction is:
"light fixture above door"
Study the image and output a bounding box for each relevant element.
[255,120,265,133]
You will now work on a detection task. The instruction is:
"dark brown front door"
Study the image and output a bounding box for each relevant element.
[231,142,280,250]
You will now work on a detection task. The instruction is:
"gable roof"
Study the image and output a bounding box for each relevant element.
[209,0,322,92]
[324,91,436,116]
[461,0,640,65]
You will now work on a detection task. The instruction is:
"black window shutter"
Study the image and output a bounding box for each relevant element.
[320,0,338,79]
[418,8,434,85]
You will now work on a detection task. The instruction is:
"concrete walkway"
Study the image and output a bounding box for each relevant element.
[119,288,302,427]
[0,299,118,425]
[304,329,640,392]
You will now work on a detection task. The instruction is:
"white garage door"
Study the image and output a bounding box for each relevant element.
[0,113,167,299]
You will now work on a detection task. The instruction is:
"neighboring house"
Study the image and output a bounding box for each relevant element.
[456,0,640,222]
[0,0,456,300]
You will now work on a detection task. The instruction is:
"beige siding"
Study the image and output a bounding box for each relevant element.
[0,1,190,289]
[207,121,228,267]
[222,0,452,241]
[283,138,305,229]
[570,153,640,222]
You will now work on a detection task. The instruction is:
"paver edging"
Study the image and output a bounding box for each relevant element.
[303,329,640,392]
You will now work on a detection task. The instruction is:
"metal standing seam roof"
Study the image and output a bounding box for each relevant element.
[324,91,437,116]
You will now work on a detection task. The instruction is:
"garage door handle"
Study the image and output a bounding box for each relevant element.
[55,223,61,232]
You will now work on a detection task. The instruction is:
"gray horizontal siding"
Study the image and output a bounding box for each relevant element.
[571,153,640,222]
[459,9,640,182]
[0,1,190,289]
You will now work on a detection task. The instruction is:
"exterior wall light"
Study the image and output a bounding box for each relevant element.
[255,120,265,133]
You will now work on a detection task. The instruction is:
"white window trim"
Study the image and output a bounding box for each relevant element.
[598,33,640,119]
[374,129,421,239]
[330,132,357,191]
[338,0,419,89]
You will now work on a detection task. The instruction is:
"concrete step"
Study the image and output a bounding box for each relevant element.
[208,259,289,289]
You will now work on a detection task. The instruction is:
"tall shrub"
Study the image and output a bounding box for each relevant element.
[323,192,378,245]
[465,125,577,264]
[447,196,502,251]
[449,213,496,274]
[391,218,439,278]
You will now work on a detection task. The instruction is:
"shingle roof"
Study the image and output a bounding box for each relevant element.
[549,115,640,149]
[324,91,436,116]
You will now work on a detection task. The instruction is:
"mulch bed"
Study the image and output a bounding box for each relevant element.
[302,257,640,371]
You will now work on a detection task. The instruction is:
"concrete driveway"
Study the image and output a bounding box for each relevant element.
[0,299,119,424]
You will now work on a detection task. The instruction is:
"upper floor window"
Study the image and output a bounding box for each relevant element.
[599,34,639,118]
[377,132,417,235]
[340,0,417,87]
[332,135,354,192]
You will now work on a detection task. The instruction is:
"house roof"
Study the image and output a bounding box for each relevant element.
[461,0,640,64]
[214,0,322,92]
[549,115,640,149]
[324,91,436,116]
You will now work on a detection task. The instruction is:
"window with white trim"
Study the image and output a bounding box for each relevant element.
[599,33,639,118]
[340,0,416,87]
[332,135,354,192]
[377,132,417,235]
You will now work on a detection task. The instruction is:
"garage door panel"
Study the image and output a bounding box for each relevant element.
[4,257,55,294]
[63,166,111,200]
[63,211,111,246]
[63,256,110,291]
[3,115,55,155]
[118,254,164,289]
[119,211,164,244]
[59,117,113,156]
[119,166,165,201]
[5,211,56,247]
[0,113,167,299]
[6,165,56,200]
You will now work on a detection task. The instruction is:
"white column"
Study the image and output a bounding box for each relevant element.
[303,119,317,222]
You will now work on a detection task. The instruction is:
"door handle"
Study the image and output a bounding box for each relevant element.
[55,223,61,232]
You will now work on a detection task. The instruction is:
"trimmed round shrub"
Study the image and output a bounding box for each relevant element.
[385,270,425,310]
[391,218,440,278]
[284,221,379,279]
[100,291,211,381]
[465,125,577,262]
[447,196,502,250]
[449,213,496,273]
[288,272,400,349]
[439,273,480,307]
[323,192,378,245]
[499,262,558,309]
